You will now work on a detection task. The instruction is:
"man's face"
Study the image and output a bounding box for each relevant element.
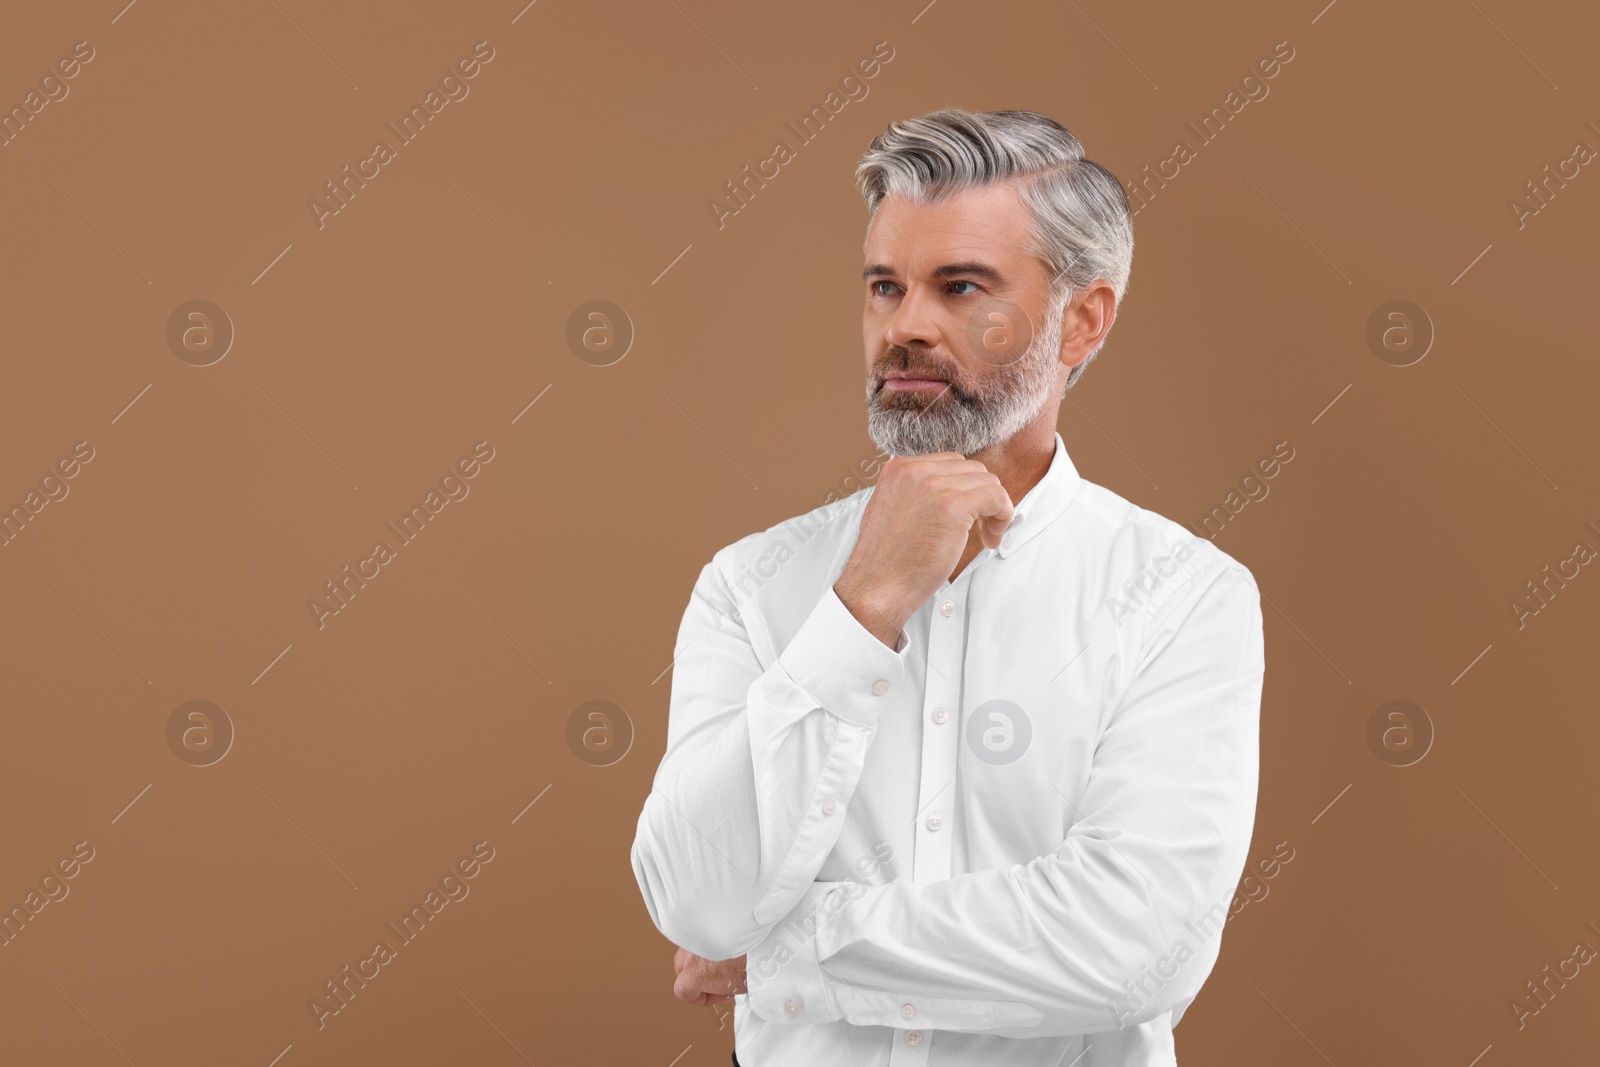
[862,182,1067,458]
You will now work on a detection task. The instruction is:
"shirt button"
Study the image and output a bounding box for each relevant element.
[925,813,942,832]
[821,799,837,815]
[901,1003,916,1019]
[905,1030,922,1046]
[931,707,948,724]
[871,678,890,695]
[1002,533,1014,549]
[784,998,803,1016]
[938,599,956,617]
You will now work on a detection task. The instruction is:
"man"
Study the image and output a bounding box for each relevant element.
[631,107,1265,1066]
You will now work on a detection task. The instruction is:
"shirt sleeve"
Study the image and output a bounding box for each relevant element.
[630,551,913,962]
[743,561,1265,1037]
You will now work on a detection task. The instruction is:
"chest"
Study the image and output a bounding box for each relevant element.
[823,560,1133,883]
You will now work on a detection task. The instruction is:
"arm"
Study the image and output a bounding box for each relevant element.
[743,561,1265,1037]
[630,548,912,962]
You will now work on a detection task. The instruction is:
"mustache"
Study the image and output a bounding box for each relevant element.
[873,348,964,385]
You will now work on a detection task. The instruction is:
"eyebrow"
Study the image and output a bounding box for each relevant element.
[862,261,1006,285]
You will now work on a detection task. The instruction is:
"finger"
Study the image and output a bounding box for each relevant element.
[673,970,702,1005]
[969,483,1015,548]
[895,453,988,479]
[927,471,1005,494]
[916,456,992,476]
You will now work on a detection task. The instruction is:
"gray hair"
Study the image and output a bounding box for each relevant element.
[854,108,1133,389]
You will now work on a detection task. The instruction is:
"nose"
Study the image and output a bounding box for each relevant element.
[883,282,944,351]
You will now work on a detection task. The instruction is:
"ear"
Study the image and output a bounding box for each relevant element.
[1058,281,1117,371]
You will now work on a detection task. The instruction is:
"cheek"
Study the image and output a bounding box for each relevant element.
[864,306,888,343]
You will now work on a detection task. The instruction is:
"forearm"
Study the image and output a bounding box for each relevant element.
[631,568,912,961]
[745,564,1265,1037]
[746,840,1242,1038]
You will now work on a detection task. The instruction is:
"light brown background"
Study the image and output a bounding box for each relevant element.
[2,0,1597,1064]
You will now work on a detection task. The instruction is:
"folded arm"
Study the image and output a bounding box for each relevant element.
[743,561,1266,1038]
[630,549,912,962]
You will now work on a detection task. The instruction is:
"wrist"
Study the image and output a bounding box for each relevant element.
[832,575,907,649]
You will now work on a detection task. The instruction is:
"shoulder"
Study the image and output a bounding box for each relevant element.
[694,486,871,606]
[1067,476,1259,621]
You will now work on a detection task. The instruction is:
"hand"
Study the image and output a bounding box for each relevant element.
[673,946,748,1007]
[835,453,1014,647]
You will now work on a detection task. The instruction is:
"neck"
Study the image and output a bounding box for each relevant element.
[967,420,1056,515]
[948,421,1056,578]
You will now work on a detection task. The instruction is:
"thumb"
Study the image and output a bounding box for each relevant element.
[978,510,1010,548]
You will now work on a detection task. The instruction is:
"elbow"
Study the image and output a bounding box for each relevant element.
[1102,970,1199,1031]
[630,830,758,962]
[1101,904,1226,1029]
[677,926,761,965]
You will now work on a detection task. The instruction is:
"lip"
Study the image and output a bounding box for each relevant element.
[883,372,948,392]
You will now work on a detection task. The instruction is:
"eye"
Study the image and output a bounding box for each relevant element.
[869,279,982,297]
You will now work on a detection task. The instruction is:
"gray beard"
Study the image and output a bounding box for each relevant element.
[864,302,1064,457]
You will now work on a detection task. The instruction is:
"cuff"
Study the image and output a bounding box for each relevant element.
[744,880,850,1025]
[778,584,911,730]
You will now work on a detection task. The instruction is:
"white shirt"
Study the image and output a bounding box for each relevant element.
[631,431,1265,1067]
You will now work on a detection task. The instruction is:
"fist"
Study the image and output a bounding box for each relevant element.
[673,947,748,1007]
[836,452,1014,645]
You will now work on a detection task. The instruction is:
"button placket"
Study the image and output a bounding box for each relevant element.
[887,607,936,1067]
[912,574,966,887]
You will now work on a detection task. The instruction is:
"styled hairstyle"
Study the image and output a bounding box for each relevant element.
[854,108,1133,389]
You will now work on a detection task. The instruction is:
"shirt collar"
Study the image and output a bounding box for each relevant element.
[994,430,1081,560]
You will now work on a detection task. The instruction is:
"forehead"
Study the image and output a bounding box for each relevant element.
[864,181,1036,278]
